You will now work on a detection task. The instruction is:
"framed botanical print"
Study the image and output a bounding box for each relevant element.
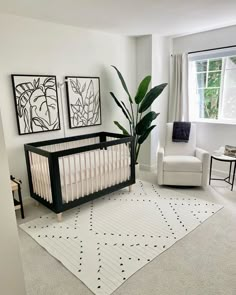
[65,76,102,129]
[11,74,60,135]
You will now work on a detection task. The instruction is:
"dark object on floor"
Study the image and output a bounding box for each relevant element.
[172,121,191,142]
[11,175,24,219]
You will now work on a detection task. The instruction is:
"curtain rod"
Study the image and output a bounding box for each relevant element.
[188,44,236,55]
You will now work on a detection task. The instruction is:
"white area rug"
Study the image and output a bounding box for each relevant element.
[20,180,223,295]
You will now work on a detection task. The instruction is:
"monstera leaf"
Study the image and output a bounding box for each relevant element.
[15,82,34,117]
[30,87,58,127]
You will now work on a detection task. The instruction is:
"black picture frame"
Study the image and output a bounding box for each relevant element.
[11,74,61,135]
[65,76,102,129]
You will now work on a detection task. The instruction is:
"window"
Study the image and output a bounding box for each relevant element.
[188,48,236,123]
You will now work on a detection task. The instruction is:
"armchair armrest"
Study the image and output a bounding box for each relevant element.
[196,147,210,186]
[157,147,165,185]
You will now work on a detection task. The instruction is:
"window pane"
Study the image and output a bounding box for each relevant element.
[197,72,206,88]
[225,56,236,87]
[221,87,236,119]
[203,88,220,119]
[196,60,207,72]
[222,57,236,119]
[228,56,236,68]
[209,59,222,71]
[197,89,205,118]
[189,52,236,122]
[208,71,221,87]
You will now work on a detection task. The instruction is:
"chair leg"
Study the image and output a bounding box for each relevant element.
[129,185,132,192]
[57,213,62,222]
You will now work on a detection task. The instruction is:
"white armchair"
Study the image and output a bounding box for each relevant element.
[157,123,209,186]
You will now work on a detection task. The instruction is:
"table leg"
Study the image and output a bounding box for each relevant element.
[209,157,213,185]
[231,162,236,191]
[228,161,232,182]
[18,184,25,219]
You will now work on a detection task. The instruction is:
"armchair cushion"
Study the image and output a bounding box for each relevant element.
[163,156,202,172]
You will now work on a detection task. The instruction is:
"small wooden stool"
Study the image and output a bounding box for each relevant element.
[11,176,24,219]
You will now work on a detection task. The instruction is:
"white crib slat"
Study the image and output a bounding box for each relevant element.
[35,154,42,198]
[111,145,115,186]
[107,147,111,187]
[38,154,45,200]
[29,152,36,193]
[45,158,52,203]
[103,148,106,189]
[125,143,128,181]
[118,144,122,183]
[121,144,124,182]
[43,157,49,201]
[32,153,38,195]
[94,150,98,192]
[124,143,127,181]
[42,157,48,202]
[128,142,131,180]
[79,153,84,197]
[36,154,41,196]
[68,156,73,202]
[40,156,47,201]
[99,148,102,190]
[29,152,34,193]
[62,156,68,203]
[115,145,118,185]
[84,152,89,196]
[89,151,93,194]
[74,154,79,200]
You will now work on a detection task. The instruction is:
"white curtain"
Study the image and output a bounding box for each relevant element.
[168,53,189,122]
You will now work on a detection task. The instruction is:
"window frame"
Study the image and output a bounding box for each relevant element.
[188,53,236,125]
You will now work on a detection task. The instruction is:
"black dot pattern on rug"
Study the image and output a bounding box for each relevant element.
[21,180,222,295]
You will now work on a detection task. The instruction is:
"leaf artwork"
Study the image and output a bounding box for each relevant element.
[67,77,101,128]
[12,75,60,135]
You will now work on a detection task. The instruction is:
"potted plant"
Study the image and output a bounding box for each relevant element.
[110,65,167,172]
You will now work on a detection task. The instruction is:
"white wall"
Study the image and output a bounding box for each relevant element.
[135,35,171,170]
[151,35,171,166]
[173,26,236,174]
[136,36,152,167]
[0,110,26,295]
[0,14,136,197]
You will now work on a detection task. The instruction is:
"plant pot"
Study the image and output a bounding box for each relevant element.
[135,163,140,179]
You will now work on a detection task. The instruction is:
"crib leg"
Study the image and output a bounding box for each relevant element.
[34,201,39,207]
[57,213,63,222]
[129,185,132,192]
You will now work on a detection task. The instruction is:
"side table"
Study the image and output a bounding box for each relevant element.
[209,154,236,191]
[11,176,25,219]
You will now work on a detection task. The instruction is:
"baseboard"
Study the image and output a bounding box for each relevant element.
[139,164,156,173]
[139,164,151,171]
[139,166,228,178]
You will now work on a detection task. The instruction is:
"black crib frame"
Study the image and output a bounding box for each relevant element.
[24,132,135,214]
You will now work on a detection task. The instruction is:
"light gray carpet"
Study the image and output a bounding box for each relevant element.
[17,173,236,295]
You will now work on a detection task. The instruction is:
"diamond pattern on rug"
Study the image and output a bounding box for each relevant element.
[20,180,223,295]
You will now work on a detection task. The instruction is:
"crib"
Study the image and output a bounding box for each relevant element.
[24,132,135,220]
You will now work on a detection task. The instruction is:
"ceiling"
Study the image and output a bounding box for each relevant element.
[0,0,236,36]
